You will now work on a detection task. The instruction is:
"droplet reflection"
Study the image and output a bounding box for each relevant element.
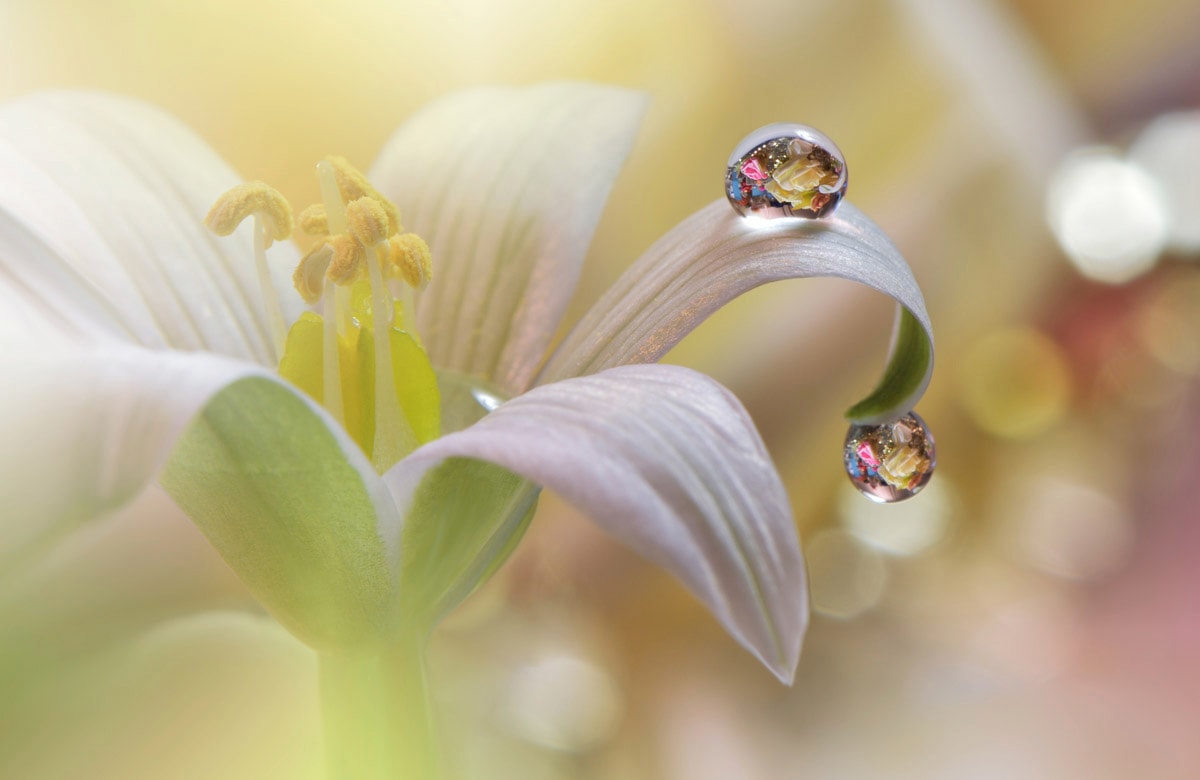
[844,411,936,503]
[725,123,848,219]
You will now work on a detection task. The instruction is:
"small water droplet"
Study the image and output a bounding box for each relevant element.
[437,371,508,433]
[726,123,848,220]
[844,411,936,503]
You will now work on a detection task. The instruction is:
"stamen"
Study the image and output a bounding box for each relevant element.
[364,237,416,469]
[325,156,402,237]
[346,197,391,247]
[293,243,333,304]
[297,204,329,236]
[316,161,349,235]
[206,181,293,361]
[388,233,433,290]
[205,181,293,244]
[321,277,345,426]
[327,234,364,285]
[253,218,288,360]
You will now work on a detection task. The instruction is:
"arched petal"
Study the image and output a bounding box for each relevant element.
[383,365,807,683]
[0,91,304,362]
[538,200,935,424]
[370,83,647,394]
[1,344,401,649]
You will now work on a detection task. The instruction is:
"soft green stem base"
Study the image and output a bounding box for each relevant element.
[319,638,438,780]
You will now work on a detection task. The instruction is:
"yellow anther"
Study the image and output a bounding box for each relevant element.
[293,242,333,304]
[204,181,293,246]
[346,197,390,247]
[297,204,329,236]
[327,233,364,285]
[388,232,433,289]
[325,155,402,236]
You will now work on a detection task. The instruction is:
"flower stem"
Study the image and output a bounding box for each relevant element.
[318,638,438,779]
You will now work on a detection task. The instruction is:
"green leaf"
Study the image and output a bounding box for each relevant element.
[160,377,400,651]
[394,372,539,630]
[398,458,538,628]
[845,307,932,422]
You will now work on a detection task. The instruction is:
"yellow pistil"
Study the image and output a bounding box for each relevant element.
[207,158,440,473]
[205,181,293,360]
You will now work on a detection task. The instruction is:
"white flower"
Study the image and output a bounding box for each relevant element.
[0,84,932,686]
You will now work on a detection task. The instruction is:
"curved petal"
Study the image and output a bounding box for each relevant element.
[0,347,269,570]
[370,83,647,394]
[383,365,807,683]
[538,200,935,424]
[0,91,304,361]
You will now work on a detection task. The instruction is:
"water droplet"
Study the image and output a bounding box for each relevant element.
[437,370,508,433]
[843,411,935,503]
[725,123,848,220]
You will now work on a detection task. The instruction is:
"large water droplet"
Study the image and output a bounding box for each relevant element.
[726,123,848,220]
[843,411,935,503]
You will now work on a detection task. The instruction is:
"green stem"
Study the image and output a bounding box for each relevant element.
[318,637,438,779]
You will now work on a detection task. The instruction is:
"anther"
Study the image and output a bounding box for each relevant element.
[325,156,402,236]
[388,233,433,290]
[327,234,364,285]
[293,243,333,304]
[346,197,390,247]
[205,182,293,246]
[297,204,329,236]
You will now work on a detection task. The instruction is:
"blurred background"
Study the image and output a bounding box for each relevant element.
[2,0,1200,777]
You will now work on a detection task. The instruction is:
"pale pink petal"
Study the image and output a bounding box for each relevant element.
[383,364,807,682]
[370,83,647,394]
[538,199,934,423]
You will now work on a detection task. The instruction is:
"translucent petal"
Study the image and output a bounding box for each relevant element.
[383,365,807,682]
[370,83,647,394]
[539,199,934,424]
[0,91,304,363]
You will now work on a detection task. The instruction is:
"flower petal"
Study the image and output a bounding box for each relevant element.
[0,347,272,570]
[0,346,399,652]
[538,200,934,424]
[0,91,304,362]
[383,365,807,682]
[160,375,403,651]
[370,83,647,394]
